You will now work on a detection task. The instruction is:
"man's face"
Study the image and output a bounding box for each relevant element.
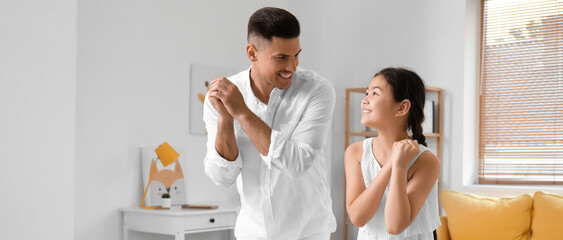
[251,36,301,90]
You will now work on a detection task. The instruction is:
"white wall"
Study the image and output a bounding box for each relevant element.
[289,1,466,239]
[348,0,467,195]
[457,0,563,197]
[76,1,291,240]
[290,2,369,239]
[0,1,77,240]
[6,1,554,239]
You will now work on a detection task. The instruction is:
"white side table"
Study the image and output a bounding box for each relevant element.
[121,204,239,240]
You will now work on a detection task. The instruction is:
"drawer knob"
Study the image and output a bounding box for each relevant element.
[209,218,215,223]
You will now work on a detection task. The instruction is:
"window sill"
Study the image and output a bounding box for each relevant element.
[457,183,563,197]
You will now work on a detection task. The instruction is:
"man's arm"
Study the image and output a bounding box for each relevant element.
[207,77,271,155]
[261,84,335,178]
[212,96,239,161]
[208,77,335,178]
[202,87,242,188]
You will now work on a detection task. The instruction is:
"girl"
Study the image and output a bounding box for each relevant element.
[345,67,441,240]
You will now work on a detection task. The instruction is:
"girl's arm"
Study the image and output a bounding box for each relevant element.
[384,140,440,235]
[345,141,392,227]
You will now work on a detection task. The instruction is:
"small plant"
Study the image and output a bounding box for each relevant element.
[162,193,170,199]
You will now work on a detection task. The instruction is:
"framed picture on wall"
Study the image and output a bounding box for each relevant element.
[189,63,237,135]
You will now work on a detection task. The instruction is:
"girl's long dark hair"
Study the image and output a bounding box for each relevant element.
[375,67,427,147]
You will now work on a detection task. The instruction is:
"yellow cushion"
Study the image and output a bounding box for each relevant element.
[440,190,532,240]
[531,191,563,240]
[436,216,451,240]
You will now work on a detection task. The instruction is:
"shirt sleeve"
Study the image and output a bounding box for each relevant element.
[260,81,336,179]
[202,93,243,188]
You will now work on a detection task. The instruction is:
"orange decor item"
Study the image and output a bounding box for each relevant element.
[155,142,179,167]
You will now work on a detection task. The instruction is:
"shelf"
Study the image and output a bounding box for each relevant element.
[422,133,441,138]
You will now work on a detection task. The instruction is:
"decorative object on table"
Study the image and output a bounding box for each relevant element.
[189,63,237,135]
[161,193,171,208]
[140,142,188,209]
[182,204,218,209]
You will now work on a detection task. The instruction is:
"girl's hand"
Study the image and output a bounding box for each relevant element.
[391,139,419,169]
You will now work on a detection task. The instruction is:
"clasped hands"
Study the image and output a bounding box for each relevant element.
[390,139,420,169]
[207,77,250,121]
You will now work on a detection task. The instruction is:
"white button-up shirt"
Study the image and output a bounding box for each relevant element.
[203,67,337,240]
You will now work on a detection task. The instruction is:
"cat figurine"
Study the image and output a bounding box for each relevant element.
[148,159,187,206]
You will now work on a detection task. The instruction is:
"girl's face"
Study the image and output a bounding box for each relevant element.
[360,75,400,128]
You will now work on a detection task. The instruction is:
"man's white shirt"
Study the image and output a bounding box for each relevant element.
[203,67,337,240]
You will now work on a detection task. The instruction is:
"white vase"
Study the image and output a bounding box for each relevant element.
[161,198,171,208]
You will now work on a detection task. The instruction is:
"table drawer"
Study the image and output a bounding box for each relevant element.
[183,212,236,231]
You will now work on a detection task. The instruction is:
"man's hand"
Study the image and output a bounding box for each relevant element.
[208,94,233,122]
[391,139,419,169]
[208,77,250,119]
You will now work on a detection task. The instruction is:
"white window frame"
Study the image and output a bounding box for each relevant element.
[456,0,563,196]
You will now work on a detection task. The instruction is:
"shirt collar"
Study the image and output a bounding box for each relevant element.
[246,66,284,105]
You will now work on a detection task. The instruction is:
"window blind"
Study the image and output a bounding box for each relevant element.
[479,0,563,184]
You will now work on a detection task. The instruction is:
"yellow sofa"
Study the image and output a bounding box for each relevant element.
[437,190,563,240]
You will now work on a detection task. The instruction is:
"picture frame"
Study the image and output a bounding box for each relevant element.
[189,63,237,135]
[140,143,188,207]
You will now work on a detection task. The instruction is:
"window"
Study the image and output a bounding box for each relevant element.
[479,0,562,184]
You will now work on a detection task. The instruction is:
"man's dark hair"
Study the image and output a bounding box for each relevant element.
[247,7,300,43]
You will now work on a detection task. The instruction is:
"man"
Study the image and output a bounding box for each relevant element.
[203,7,336,240]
